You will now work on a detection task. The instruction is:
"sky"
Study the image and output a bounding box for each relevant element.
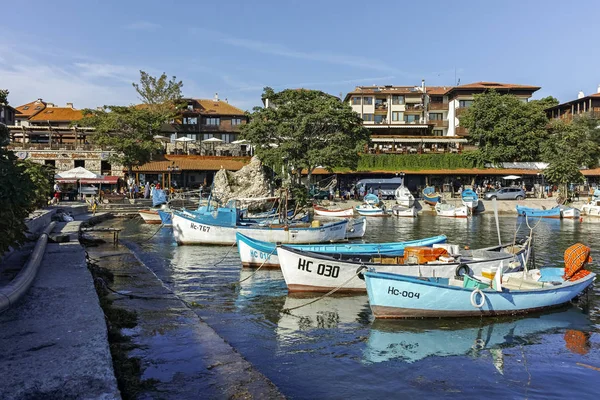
[1,0,599,111]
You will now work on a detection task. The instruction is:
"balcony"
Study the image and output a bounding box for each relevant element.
[405,103,424,112]
[7,143,111,151]
[455,107,468,116]
[456,127,469,136]
[429,120,449,128]
[429,102,449,111]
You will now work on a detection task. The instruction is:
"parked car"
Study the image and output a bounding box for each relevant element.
[484,187,526,200]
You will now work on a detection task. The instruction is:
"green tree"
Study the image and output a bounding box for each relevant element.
[0,89,8,105]
[132,70,184,118]
[79,106,164,177]
[460,90,550,164]
[242,87,370,188]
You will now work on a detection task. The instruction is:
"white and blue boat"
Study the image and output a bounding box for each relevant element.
[461,188,479,209]
[236,232,447,268]
[158,210,172,226]
[516,205,561,219]
[422,186,441,206]
[364,258,595,318]
[356,194,387,217]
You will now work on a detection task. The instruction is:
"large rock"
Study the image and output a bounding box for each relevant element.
[212,157,272,208]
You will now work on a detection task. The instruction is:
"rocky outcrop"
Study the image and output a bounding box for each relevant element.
[212,157,272,207]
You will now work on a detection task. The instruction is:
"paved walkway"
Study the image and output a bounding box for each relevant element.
[0,219,120,399]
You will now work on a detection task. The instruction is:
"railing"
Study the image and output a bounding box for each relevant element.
[428,102,449,110]
[7,142,110,151]
[456,127,469,136]
[455,107,467,116]
[405,104,424,112]
[428,120,449,128]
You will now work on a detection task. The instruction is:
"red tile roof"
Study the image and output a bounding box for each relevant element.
[132,155,251,172]
[29,107,84,122]
[15,99,46,118]
[195,99,246,115]
[453,82,540,91]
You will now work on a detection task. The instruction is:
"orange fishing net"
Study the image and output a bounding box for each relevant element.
[563,243,592,281]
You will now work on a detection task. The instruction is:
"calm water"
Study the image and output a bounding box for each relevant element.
[117,215,600,399]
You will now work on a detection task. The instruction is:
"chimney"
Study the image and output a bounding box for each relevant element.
[46,102,55,107]
[421,79,425,93]
[597,84,600,94]
[578,91,585,99]
[225,98,228,103]
[214,92,219,102]
[66,102,74,108]
[36,98,43,103]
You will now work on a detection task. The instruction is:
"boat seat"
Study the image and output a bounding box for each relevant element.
[502,276,548,290]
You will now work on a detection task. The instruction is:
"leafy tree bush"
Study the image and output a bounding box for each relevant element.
[355,153,480,171]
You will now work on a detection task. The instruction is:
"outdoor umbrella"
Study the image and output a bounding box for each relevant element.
[55,167,102,200]
[202,137,223,155]
[502,175,522,180]
[174,136,195,153]
[231,139,247,144]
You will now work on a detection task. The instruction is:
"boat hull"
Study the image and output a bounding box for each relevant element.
[278,244,525,293]
[158,210,172,225]
[139,210,162,224]
[423,194,441,206]
[392,206,417,218]
[236,232,447,268]
[346,217,367,239]
[365,271,595,319]
[313,205,354,217]
[435,203,468,218]
[516,205,561,219]
[172,212,348,245]
[561,208,581,219]
[356,205,388,217]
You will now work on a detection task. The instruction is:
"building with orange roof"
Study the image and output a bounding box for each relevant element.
[344,80,539,155]
[545,86,600,121]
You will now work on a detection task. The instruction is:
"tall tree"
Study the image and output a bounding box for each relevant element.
[242,88,370,188]
[0,89,8,105]
[132,71,184,118]
[460,90,550,164]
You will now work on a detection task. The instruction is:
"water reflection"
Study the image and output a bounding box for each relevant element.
[363,308,592,365]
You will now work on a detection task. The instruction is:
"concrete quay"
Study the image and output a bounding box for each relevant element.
[0,217,120,399]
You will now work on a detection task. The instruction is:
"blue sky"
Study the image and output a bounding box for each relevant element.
[1,0,599,110]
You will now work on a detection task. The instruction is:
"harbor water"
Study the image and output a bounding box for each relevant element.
[115,214,600,399]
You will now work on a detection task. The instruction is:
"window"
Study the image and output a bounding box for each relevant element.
[231,118,242,126]
[203,133,214,140]
[430,96,443,103]
[74,160,85,168]
[362,113,374,122]
[375,98,387,110]
[23,106,30,110]
[404,114,420,123]
[45,160,55,167]
[204,117,220,126]
[187,104,194,111]
[392,95,404,105]
[101,161,111,173]
[459,100,474,108]
[183,117,197,125]
[392,111,403,121]
[374,115,386,124]
[433,130,444,136]
[429,113,443,120]
[222,133,233,143]
[363,97,373,105]
[352,97,361,105]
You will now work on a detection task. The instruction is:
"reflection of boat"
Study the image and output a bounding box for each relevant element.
[391,205,417,218]
[277,294,369,340]
[394,186,415,208]
[461,188,479,209]
[363,308,591,364]
[346,217,367,239]
[278,241,528,292]
[422,187,441,206]
[435,202,468,218]
[313,204,354,217]
[139,209,162,224]
[516,205,561,219]
[365,243,595,318]
[236,232,447,268]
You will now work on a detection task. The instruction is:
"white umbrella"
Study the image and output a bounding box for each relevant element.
[175,136,196,153]
[56,166,101,179]
[153,135,170,142]
[202,137,223,143]
[231,139,247,144]
[502,175,522,180]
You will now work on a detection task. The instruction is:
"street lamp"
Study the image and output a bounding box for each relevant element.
[167,163,180,190]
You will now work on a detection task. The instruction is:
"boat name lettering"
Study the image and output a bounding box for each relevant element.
[330,225,343,231]
[190,222,210,232]
[317,263,340,278]
[297,258,313,272]
[387,286,420,299]
[250,250,271,260]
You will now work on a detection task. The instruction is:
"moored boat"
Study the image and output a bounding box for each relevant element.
[582,198,600,216]
[236,232,447,268]
[364,243,595,319]
[391,205,417,217]
[356,203,388,217]
[461,188,479,209]
[158,210,172,225]
[422,186,441,206]
[346,217,367,239]
[277,241,528,292]
[139,209,162,224]
[435,202,468,218]
[516,205,561,219]
[558,205,581,219]
[313,204,355,217]
[394,186,415,208]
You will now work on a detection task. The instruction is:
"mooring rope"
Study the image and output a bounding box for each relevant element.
[214,241,237,266]
[233,247,277,286]
[281,266,367,314]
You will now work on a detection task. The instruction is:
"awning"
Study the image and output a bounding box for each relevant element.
[79,176,121,184]
[56,178,77,184]
[371,137,467,143]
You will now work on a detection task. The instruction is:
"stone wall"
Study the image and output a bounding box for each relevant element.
[10,149,123,176]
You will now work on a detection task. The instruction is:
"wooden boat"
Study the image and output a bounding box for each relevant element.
[277,241,528,292]
[435,202,468,218]
[364,243,595,318]
[236,232,447,268]
[313,204,354,217]
[422,186,441,206]
[558,205,581,219]
[172,208,348,245]
[516,205,561,219]
[461,188,479,209]
[394,186,415,207]
[139,209,162,224]
[356,203,388,217]
[346,217,367,239]
[582,198,600,216]
[391,205,417,217]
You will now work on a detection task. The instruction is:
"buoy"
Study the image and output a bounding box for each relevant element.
[464,245,470,250]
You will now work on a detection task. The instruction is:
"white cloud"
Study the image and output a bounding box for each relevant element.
[74,63,140,83]
[124,21,161,31]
